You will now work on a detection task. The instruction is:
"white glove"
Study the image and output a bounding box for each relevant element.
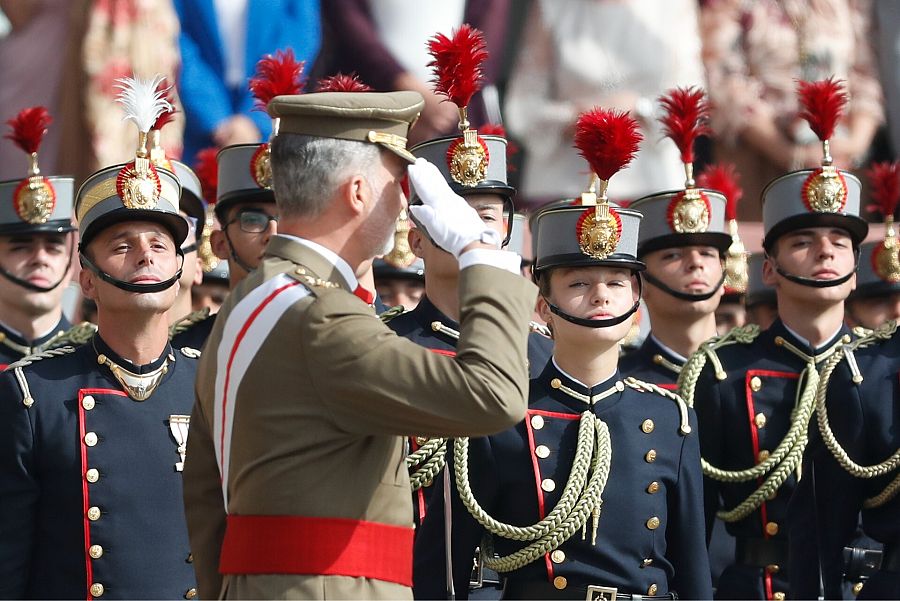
[407,158,500,258]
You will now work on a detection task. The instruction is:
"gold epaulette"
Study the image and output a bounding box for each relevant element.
[379,305,406,323]
[677,324,761,406]
[852,325,873,339]
[169,308,211,338]
[290,266,340,290]
[7,346,79,408]
[48,322,98,349]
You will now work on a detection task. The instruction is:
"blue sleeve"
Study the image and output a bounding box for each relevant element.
[174,0,233,138]
[668,409,714,599]
[0,372,38,597]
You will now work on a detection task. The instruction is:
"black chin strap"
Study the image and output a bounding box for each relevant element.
[0,235,75,293]
[766,250,859,289]
[80,248,184,294]
[223,228,255,274]
[546,275,643,329]
[642,270,726,302]
[181,242,198,255]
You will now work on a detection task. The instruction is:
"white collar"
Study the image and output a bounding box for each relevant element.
[781,321,843,352]
[277,235,360,290]
[552,356,616,390]
[649,334,688,363]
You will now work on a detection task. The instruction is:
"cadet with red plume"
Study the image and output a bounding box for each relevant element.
[678,77,870,600]
[0,106,94,368]
[415,107,711,600]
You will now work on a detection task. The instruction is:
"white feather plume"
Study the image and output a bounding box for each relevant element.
[114,75,173,134]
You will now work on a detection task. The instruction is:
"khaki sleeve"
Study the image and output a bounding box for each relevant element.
[306,265,538,437]
[183,372,227,600]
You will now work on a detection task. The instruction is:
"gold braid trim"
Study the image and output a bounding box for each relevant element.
[454,412,612,573]
[168,308,211,337]
[815,321,900,508]
[407,437,447,491]
[46,322,98,349]
[378,305,406,323]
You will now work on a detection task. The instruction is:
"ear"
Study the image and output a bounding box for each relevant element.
[193,256,204,286]
[409,227,428,258]
[536,292,552,325]
[79,264,97,301]
[211,229,229,261]
[342,174,370,217]
[762,256,778,287]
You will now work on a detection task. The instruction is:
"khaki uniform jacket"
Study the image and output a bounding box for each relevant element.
[183,235,537,600]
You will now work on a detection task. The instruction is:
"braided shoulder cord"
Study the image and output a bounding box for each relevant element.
[7,346,77,409]
[407,437,448,491]
[814,324,900,507]
[677,325,761,409]
[454,412,612,572]
[624,378,691,435]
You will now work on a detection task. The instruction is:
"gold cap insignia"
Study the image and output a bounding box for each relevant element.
[576,204,622,260]
[724,220,749,292]
[116,157,161,210]
[250,143,273,189]
[667,188,711,233]
[446,130,488,187]
[13,175,56,224]
[802,166,847,214]
[873,238,900,283]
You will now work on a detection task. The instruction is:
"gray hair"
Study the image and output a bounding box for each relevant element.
[271,133,382,219]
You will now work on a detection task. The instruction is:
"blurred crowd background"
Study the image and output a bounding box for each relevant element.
[1,0,899,236]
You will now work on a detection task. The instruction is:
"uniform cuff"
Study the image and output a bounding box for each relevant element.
[458,248,522,274]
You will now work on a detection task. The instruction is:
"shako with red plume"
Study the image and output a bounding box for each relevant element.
[426,24,490,187]
[193,147,222,272]
[658,86,713,234]
[698,163,747,292]
[314,73,372,93]
[797,77,849,214]
[866,161,900,281]
[4,106,57,224]
[572,108,642,260]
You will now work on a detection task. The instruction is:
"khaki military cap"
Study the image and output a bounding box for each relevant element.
[267,91,425,164]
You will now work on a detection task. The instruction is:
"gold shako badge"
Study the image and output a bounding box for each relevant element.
[5,106,57,224]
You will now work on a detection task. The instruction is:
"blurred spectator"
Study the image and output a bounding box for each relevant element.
[320,0,509,146]
[875,2,900,159]
[503,0,705,208]
[174,0,321,164]
[0,0,80,179]
[702,0,883,220]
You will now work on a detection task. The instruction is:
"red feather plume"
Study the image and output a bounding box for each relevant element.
[249,48,305,109]
[797,77,847,142]
[152,78,177,130]
[866,161,900,220]
[427,24,488,108]
[658,86,710,164]
[4,106,52,155]
[574,109,643,182]
[697,163,743,221]
[315,73,373,93]
[479,123,519,165]
[193,147,219,204]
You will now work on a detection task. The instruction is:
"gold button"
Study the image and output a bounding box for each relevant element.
[90,583,104,597]
[766,564,780,574]
[853,582,864,596]
[765,521,779,536]
[185,588,197,600]
[641,558,653,568]
[646,516,661,530]
[641,419,655,433]
[755,413,767,428]
[647,481,660,494]
[648,583,658,595]
[87,506,101,521]
[750,376,762,391]
[85,469,99,483]
[84,432,98,447]
[758,450,770,463]
[82,395,95,411]
[89,544,103,559]
[23,397,34,408]
[645,449,657,463]
[541,478,556,493]
[773,593,785,601]
[553,576,567,590]
[530,415,545,430]
[535,445,550,459]
[550,549,565,563]
[550,378,561,389]
[414,436,427,446]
